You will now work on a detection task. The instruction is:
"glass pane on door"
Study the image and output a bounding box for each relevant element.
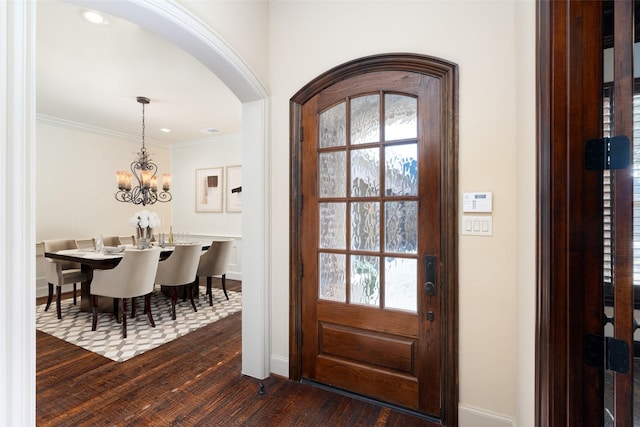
[317,93,419,314]
[351,255,380,306]
[385,257,417,312]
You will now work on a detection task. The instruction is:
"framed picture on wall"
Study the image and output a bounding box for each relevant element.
[226,165,242,213]
[195,167,223,212]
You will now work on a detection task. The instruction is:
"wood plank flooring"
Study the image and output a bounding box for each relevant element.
[37,279,436,426]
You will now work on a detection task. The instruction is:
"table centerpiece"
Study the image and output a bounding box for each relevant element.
[129,210,161,249]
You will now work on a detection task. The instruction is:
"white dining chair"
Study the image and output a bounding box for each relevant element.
[195,240,234,306]
[155,243,202,320]
[74,238,96,250]
[101,236,122,246]
[43,239,88,319]
[118,235,135,245]
[90,247,161,338]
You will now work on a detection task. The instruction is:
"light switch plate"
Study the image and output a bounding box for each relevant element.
[462,215,493,236]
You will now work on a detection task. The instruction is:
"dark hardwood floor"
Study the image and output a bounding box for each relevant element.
[37,279,436,426]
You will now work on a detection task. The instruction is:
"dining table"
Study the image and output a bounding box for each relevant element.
[44,244,209,313]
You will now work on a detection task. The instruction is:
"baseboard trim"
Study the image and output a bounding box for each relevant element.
[459,403,514,427]
[270,354,288,377]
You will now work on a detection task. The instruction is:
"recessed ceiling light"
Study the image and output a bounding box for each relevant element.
[160,128,171,133]
[201,128,220,134]
[81,10,109,25]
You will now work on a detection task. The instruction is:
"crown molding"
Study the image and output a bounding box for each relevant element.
[36,113,170,149]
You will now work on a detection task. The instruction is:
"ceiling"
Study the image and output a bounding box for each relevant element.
[36,1,243,145]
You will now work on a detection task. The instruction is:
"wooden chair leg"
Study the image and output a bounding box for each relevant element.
[222,274,229,300]
[91,295,98,331]
[56,286,62,320]
[113,298,121,323]
[188,284,197,313]
[145,293,155,328]
[45,283,53,311]
[131,297,137,318]
[121,298,128,338]
[73,283,77,305]
[171,288,178,320]
[207,277,213,306]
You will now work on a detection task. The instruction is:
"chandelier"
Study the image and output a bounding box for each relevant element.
[115,96,172,206]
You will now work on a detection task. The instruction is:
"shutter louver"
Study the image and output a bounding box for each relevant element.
[603,92,613,286]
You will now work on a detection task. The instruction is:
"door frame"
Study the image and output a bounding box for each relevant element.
[536,1,605,425]
[289,53,459,425]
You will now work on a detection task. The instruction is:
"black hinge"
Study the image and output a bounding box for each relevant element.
[585,135,630,170]
[299,261,304,278]
[585,334,630,373]
[300,126,303,142]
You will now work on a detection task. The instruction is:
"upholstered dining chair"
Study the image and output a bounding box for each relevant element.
[195,240,234,306]
[90,247,161,338]
[74,238,96,250]
[43,239,88,319]
[118,235,135,245]
[155,243,202,320]
[102,236,122,246]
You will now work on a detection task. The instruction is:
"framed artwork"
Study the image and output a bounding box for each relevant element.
[226,165,242,212]
[195,167,223,212]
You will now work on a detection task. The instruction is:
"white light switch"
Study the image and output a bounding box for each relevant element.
[461,215,493,236]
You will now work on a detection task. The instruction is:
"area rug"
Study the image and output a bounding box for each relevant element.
[36,288,242,362]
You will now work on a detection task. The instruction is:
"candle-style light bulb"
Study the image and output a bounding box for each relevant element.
[141,170,152,188]
[162,173,172,191]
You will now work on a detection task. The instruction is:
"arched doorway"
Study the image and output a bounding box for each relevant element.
[3,2,270,425]
[71,0,272,379]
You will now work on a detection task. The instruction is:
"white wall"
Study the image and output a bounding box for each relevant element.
[266,1,535,426]
[177,0,270,89]
[515,2,536,426]
[170,135,244,282]
[36,119,173,241]
[170,134,242,238]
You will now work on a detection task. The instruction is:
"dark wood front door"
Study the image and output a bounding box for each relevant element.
[537,1,638,425]
[290,55,458,424]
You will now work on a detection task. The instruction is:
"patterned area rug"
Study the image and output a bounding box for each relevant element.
[36,288,242,362]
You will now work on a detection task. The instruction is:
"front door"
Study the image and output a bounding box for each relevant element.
[290,54,458,422]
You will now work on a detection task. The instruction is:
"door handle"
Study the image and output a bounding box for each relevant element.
[424,255,437,296]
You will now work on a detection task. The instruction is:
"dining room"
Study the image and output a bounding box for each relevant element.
[34,1,244,306]
[33,4,250,396]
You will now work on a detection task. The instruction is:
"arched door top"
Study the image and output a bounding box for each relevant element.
[291,53,458,105]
